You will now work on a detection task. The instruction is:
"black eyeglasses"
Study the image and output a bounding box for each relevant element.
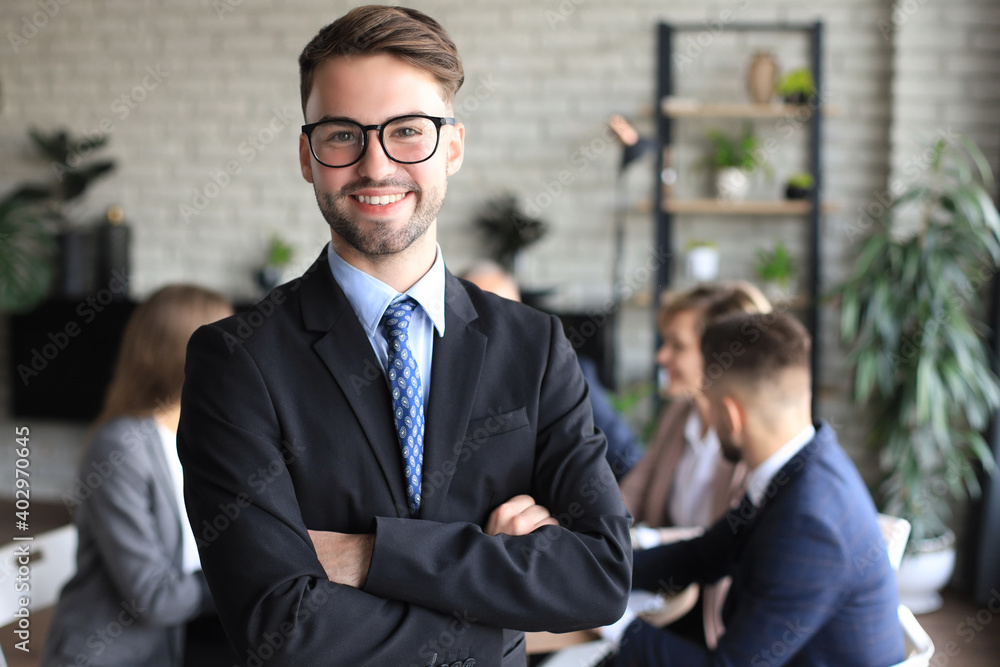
[301,114,455,168]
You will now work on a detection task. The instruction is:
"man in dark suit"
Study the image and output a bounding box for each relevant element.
[177,6,631,667]
[606,312,904,666]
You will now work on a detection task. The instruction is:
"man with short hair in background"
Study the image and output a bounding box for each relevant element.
[604,311,904,666]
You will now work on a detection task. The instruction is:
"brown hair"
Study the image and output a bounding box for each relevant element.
[298,5,465,116]
[658,280,772,335]
[95,284,231,425]
[700,311,811,389]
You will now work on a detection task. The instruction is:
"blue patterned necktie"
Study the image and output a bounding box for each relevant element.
[381,297,425,517]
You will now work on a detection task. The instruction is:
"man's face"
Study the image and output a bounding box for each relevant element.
[299,54,465,257]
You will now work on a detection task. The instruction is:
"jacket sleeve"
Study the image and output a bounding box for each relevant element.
[617,512,852,667]
[630,499,747,595]
[178,325,504,667]
[362,314,633,632]
[82,420,212,626]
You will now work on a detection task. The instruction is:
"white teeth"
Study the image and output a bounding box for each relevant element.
[355,193,404,205]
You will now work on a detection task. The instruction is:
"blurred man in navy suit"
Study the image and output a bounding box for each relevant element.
[606,311,904,666]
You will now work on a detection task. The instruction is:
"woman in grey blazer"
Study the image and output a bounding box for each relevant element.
[42,285,232,667]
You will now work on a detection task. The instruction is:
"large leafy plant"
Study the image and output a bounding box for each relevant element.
[0,129,115,312]
[835,137,1000,543]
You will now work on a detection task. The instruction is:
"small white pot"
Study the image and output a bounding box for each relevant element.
[686,246,720,281]
[896,530,957,614]
[716,167,750,201]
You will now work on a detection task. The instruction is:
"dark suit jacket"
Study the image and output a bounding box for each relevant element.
[618,423,905,667]
[42,417,214,667]
[177,249,632,667]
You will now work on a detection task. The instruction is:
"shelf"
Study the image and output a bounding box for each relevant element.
[661,98,839,119]
[663,199,837,215]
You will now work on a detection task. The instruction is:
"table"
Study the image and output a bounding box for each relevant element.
[525,582,699,654]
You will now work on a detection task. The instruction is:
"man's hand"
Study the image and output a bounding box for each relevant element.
[485,494,559,536]
[307,530,374,588]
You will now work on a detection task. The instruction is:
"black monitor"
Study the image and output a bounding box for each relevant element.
[8,298,136,422]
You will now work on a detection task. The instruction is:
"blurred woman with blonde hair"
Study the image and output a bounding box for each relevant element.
[43,284,234,667]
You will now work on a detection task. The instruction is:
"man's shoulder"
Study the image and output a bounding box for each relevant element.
[454,276,555,333]
[762,426,881,544]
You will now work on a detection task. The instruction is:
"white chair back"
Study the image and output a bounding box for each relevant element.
[878,513,911,571]
[0,524,77,625]
[891,604,935,666]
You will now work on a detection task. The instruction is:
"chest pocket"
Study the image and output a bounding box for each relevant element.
[433,407,532,524]
[463,407,530,445]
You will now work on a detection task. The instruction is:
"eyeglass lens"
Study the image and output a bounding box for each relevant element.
[311,116,440,167]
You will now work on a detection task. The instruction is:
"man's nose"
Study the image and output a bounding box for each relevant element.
[356,132,396,181]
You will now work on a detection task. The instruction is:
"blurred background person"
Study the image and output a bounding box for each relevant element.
[42,284,236,667]
[460,261,642,480]
[618,281,771,647]
[610,312,904,666]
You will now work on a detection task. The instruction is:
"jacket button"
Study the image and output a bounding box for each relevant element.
[463,660,476,667]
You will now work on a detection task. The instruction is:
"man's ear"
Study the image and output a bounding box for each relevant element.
[445,121,465,176]
[299,133,315,184]
[720,394,745,440]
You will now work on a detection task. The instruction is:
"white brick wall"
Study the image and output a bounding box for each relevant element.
[0,0,996,500]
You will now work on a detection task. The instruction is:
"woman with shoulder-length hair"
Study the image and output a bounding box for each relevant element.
[42,284,233,667]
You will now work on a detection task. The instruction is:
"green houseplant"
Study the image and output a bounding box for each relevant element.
[785,172,814,200]
[754,241,796,298]
[777,68,815,105]
[835,136,1000,553]
[703,125,771,201]
[257,235,295,292]
[0,186,60,312]
[0,128,115,311]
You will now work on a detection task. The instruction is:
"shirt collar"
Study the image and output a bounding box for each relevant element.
[683,409,719,452]
[327,242,447,338]
[746,424,816,507]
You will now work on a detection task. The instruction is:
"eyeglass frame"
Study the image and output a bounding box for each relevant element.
[301,114,456,169]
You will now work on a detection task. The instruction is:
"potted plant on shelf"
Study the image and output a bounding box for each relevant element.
[257,235,294,292]
[777,68,815,105]
[685,240,720,282]
[753,240,796,300]
[785,172,814,200]
[703,125,770,202]
[833,136,1000,613]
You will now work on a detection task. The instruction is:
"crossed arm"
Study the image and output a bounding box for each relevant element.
[308,494,559,588]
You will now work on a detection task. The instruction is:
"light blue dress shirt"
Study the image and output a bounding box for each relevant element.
[327,242,446,407]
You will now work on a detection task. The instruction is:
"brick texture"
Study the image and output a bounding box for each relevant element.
[0,0,995,500]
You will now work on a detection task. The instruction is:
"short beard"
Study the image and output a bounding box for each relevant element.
[719,437,743,463]
[316,177,445,257]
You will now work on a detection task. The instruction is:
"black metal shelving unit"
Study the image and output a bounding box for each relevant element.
[653,21,826,410]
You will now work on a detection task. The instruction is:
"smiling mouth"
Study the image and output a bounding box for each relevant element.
[352,193,407,206]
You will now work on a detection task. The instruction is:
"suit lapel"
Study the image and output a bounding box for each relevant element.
[420,274,487,517]
[299,250,408,517]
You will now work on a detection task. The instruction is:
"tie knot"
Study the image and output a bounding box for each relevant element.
[382,297,418,339]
